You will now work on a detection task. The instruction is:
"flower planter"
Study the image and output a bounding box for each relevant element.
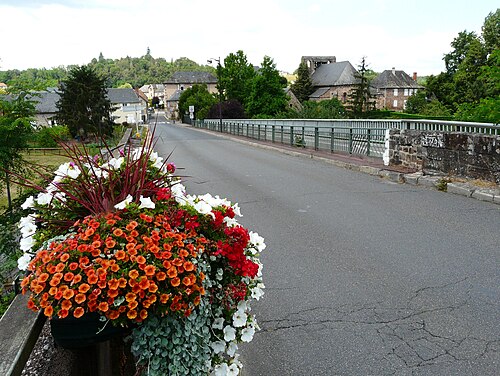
[50,313,129,349]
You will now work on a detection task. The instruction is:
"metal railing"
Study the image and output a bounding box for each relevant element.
[194,119,499,158]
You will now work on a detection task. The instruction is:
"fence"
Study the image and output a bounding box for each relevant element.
[195,119,500,159]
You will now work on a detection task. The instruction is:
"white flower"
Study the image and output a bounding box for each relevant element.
[249,231,266,253]
[114,194,133,210]
[21,196,34,210]
[232,310,247,328]
[20,236,35,252]
[227,363,240,376]
[55,162,80,179]
[223,325,236,342]
[138,195,155,209]
[236,300,248,312]
[240,326,255,342]
[18,215,36,229]
[19,221,37,237]
[223,217,238,227]
[212,317,224,330]
[211,340,226,354]
[251,284,265,300]
[93,168,109,180]
[36,192,52,206]
[171,183,186,198]
[226,342,238,357]
[193,200,212,215]
[17,253,32,271]
[131,148,142,161]
[232,203,242,217]
[108,157,124,170]
[149,152,164,169]
[214,363,229,376]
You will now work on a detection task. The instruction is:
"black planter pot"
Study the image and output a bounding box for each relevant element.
[50,312,129,349]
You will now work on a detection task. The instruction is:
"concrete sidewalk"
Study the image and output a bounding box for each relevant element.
[181,123,500,206]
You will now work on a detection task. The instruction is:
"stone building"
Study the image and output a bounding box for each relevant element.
[371,69,423,111]
[307,60,359,104]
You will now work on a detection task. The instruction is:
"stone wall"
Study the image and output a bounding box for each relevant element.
[387,129,500,183]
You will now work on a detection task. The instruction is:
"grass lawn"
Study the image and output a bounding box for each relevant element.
[0,151,70,211]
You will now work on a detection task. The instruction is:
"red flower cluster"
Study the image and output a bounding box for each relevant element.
[216,226,259,278]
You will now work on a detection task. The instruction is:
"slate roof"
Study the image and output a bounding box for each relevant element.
[165,71,217,84]
[33,91,60,113]
[311,61,358,87]
[167,89,183,102]
[309,87,330,98]
[371,70,423,89]
[106,88,140,104]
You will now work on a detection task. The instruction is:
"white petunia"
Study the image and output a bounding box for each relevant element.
[19,221,37,237]
[17,253,32,271]
[114,194,133,210]
[211,340,226,354]
[223,325,236,342]
[18,215,36,229]
[226,341,238,357]
[20,236,35,252]
[67,165,81,179]
[232,310,247,327]
[236,300,248,312]
[108,157,124,170]
[251,284,265,300]
[240,326,255,342]
[232,203,242,217]
[227,363,240,376]
[193,200,212,215]
[214,363,229,376]
[171,183,186,198]
[212,317,224,330]
[93,168,109,180]
[21,196,34,210]
[223,217,238,227]
[249,231,266,252]
[36,192,52,206]
[138,195,155,209]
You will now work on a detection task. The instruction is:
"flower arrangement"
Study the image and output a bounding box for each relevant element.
[17,136,265,375]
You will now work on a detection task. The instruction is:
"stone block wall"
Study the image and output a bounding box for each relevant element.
[388,129,500,183]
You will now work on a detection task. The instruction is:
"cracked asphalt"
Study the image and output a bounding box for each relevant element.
[154,120,500,376]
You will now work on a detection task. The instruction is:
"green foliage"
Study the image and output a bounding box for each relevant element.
[32,126,72,147]
[178,84,217,120]
[482,9,500,54]
[131,305,213,375]
[346,57,375,118]
[56,66,114,140]
[219,51,256,106]
[294,98,347,119]
[245,56,288,118]
[405,90,428,114]
[421,100,452,117]
[291,62,314,103]
[454,97,500,123]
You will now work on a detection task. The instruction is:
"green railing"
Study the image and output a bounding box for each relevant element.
[194,119,500,158]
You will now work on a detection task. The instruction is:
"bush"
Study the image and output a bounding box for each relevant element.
[33,126,72,147]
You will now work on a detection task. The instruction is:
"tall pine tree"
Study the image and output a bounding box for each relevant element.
[291,62,314,103]
[346,57,375,118]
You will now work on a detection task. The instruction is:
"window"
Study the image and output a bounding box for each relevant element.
[404,89,409,96]
[393,100,398,108]
[404,100,407,109]
[342,92,347,103]
[393,88,398,96]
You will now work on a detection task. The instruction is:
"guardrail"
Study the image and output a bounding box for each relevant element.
[0,127,134,376]
[195,119,499,158]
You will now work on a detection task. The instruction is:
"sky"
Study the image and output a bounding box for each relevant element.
[0,0,498,76]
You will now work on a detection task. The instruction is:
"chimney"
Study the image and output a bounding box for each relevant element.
[413,72,417,81]
[392,67,395,75]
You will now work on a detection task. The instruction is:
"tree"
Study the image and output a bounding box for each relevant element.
[482,9,500,55]
[246,56,288,118]
[56,66,114,140]
[0,90,35,210]
[291,62,314,103]
[346,57,375,118]
[178,84,217,120]
[207,100,246,119]
[219,51,256,106]
[405,90,429,114]
[296,98,346,119]
[444,31,479,74]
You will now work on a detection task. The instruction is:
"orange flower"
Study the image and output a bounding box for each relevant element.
[33,284,44,294]
[69,262,78,271]
[183,261,194,272]
[125,292,136,302]
[139,309,148,321]
[79,283,90,294]
[128,270,139,279]
[91,240,101,248]
[105,239,116,248]
[63,272,74,282]
[179,249,189,258]
[148,283,158,293]
[160,294,170,304]
[162,260,171,269]
[126,221,138,231]
[77,244,88,252]
[156,271,166,281]
[108,310,120,320]
[85,228,95,237]
[73,274,82,284]
[44,306,54,317]
[138,277,150,290]
[97,280,107,289]
[38,273,49,283]
[182,276,193,286]
[136,255,146,265]
[58,309,69,319]
[75,293,86,304]
[73,307,85,318]
[55,263,65,272]
[49,286,57,296]
[61,300,72,311]
[194,296,201,306]
[115,250,126,260]
[170,277,180,287]
[106,219,116,226]
[144,265,156,276]
[127,310,137,320]
[128,300,138,310]
[130,230,139,238]
[98,302,109,312]
[49,277,61,287]
[167,267,177,278]
[111,263,120,272]
[88,274,98,285]
[113,228,123,237]
[108,279,119,290]
[63,289,74,300]
[108,289,119,298]
[118,278,127,288]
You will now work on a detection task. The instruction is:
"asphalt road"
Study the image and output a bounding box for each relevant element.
[152,117,500,376]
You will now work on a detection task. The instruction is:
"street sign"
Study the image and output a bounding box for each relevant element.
[189,106,194,113]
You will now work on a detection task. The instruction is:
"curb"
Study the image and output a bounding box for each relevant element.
[180,124,500,207]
